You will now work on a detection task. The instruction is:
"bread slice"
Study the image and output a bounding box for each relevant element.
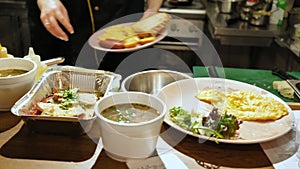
[131,13,170,36]
[98,25,135,41]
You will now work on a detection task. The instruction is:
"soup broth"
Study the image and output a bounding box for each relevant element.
[101,103,159,123]
[0,69,28,77]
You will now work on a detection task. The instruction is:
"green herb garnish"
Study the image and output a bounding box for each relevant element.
[169,106,241,140]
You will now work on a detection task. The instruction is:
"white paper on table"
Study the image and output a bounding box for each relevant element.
[126,137,190,169]
[273,153,300,169]
[260,111,300,169]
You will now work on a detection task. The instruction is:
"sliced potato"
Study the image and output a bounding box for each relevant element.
[124,36,140,48]
[139,36,156,45]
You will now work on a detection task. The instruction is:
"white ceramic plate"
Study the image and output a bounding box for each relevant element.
[88,22,167,52]
[157,78,295,144]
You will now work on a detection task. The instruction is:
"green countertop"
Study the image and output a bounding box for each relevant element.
[193,66,300,102]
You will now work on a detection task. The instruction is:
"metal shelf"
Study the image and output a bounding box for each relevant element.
[275,36,300,58]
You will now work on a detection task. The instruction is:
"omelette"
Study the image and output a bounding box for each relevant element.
[195,89,289,121]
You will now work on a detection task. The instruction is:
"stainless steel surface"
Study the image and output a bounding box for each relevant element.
[287,80,300,100]
[205,0,287,46]
[159,8,206,16]
[157,1,206,69]
[11,66,121,134]
[274,36,300,58]
[168,0,193,5]
[217,0,242,13]
[154,18,204,50]
[121,70,192,95]
[159,0,206,19]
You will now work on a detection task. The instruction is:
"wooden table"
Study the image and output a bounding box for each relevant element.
[0,111,277,169]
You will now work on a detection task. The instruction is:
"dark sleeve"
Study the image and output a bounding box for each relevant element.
[92,0,145,30]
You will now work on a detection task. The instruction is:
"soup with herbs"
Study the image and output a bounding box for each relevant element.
[101,103,159,123]
[0,69,28,77]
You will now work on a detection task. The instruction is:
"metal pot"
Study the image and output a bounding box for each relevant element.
[248,1,272,26]
[167,0,193,5]
[217,0,243,14]
[249,10,270,26]
[239,0,259,21]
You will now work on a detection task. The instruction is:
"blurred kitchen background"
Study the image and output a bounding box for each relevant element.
[1,0,300,72]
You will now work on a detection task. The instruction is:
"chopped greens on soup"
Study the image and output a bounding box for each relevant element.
[101,103,159,123]
[0,69,28,77]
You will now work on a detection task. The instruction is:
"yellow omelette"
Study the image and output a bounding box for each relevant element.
[195,89,288,121]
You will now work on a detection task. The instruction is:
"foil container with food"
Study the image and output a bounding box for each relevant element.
[11,66,121,135]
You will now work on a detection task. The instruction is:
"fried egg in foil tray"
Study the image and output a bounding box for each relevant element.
[11,66,121,135]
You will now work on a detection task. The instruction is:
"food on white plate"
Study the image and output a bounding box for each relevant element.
[30,88,99,119]
[131,13,170,36]
[98,26,144,49]
[99,39,125,49]
[169,106,241,140]
[98,25,135,42]
[273,80,294,99]
[98,13,170,49]
[123,36,140,48]
[138,36,156,45]
[195,89,289,121]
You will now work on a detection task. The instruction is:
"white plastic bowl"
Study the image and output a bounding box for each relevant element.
[0,58,36,111]
[94,92,166,162]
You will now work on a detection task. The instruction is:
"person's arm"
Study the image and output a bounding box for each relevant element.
[145,0,163,13]
[143,0,163,18]
[37,0,74,41]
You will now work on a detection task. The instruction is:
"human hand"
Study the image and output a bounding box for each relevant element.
[37,0,74,41]
[141,0,163,20]
[141,10,157,20]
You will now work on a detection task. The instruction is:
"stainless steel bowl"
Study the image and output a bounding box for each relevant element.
[121,70,192,95]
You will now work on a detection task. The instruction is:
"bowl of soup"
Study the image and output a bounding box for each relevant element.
[94,92,166,162]
[0,58,37,110]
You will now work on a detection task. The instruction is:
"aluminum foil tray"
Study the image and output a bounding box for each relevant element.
[11,66,121,134]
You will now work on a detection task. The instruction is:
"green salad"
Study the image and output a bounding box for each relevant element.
[169,106,241,140]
